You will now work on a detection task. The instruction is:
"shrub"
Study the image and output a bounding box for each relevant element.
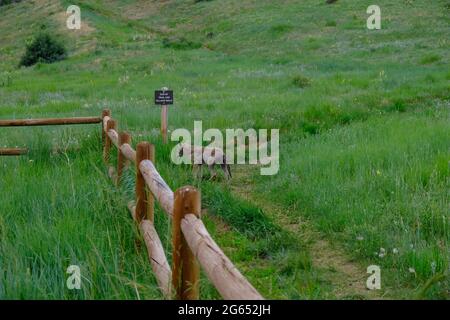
[292,75,312,88]
[162,37,202,50]
[388,99,407,112]
[270,24,294,35]
[0,0,22,6]
[19,33,66,67]
[420,54,441,65]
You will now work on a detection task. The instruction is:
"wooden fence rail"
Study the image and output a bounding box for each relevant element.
[141,220,172,298]
[0,148,28,156]
[101,109,263,300]
[181,214,263,300]
[0,116,103,157]
[0,117,102,127]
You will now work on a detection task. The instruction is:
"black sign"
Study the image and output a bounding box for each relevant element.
[155,90,174,105]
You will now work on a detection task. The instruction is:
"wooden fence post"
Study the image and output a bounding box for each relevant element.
[117,132,131,185]
[136,142,155,222]
[172,186,201,300]
[161,105,168,144]
[101,109,111,144]
[104,119,117,163]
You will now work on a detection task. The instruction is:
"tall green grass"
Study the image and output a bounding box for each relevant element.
[0,131,161,299]
[0,0,448,299]
[256,106,449,298]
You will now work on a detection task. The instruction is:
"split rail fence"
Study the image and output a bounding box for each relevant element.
[0,112,263,300]
[101,109,263,300]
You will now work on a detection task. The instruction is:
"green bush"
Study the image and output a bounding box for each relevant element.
[420,54,441,65]
[292,75,312,88]
[19,33,66,67]
[162,36,202,50]
[0,0,22,6]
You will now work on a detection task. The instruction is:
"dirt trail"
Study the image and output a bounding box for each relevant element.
[229,167,384,299]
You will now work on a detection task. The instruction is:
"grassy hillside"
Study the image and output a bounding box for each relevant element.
[0,0,448,299]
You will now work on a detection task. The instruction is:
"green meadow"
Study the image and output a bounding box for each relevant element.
[0,0,448,299]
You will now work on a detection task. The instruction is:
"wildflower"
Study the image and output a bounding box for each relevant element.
[356,236,364,241]
[431,261,437,274]
[408,267,416,274]
[393,248,399,255]
[378,248,386,258]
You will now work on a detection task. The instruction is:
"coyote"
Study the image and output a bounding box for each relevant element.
[178,143,232,180]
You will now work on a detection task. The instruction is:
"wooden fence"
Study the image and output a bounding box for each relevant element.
[102,109,263,300]
[0,116,102,156]
[0,111,263,299]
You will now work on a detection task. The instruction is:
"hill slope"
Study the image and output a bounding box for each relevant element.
[0,0,448,299]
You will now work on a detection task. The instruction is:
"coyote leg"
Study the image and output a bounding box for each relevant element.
[208,164,217,181]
